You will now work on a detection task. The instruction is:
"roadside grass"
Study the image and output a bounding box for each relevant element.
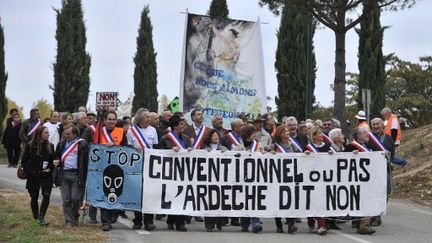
[0,146,6,162]
[393,123,432,207]
[0,187,108,242]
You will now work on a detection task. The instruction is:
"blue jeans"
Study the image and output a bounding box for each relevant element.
[240,217,261,230]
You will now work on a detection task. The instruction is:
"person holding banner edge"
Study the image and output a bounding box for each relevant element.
[344,127,377,235]
[220,117,245,226]
[53,125,89,227]
[126,108,158,231]
[234,124,264,233]
[304,126,335,235]
[97,111,128,231]
[270,125,298,234]
[158,114,192,232]
[183,108,208,223]
[202,129,228,232]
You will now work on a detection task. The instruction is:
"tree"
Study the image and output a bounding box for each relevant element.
[274,1,316,121]
[357,0,386,118]
[0,20,7,137]
[207,0,229,17]
[132,5,158,113]
[33,98,54,121]
[385,56,432,127]
[52,0,91,112]
[260,0,415,133]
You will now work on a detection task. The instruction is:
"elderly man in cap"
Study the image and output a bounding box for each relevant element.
[251,114,272,151]
[355,110,370,131]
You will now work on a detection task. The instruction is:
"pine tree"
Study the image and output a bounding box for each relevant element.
[275,1,316,121]
[52,0,91,112]
[207,0,229,17]
[0,20,7,137]
[132,5,158,114]
[357,0,386,118]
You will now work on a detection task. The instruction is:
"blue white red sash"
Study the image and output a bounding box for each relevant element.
[61,138,83,162]
[167,131,186,149]
[89,125,96,133]
[130,125,151,149]
[102,127,115,144]
[306,143,319,153]
[275,143,290,153]
[193,125,208,149]
[27,119,41,136]
[368,132,387,152]
[249,140,259,152]
[352,141,370,152]
[322,134,334,145]
[227,132,241,146]
[166,127,172,132]
[288,136,303,152]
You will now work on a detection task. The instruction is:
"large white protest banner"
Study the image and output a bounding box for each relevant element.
[142,150,387,218]
[180,13,266,129]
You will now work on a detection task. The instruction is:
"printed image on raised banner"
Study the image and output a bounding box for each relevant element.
[181,13,266,128]
[86,145,144,211]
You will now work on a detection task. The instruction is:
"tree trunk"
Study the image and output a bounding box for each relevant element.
[334,29,348,136]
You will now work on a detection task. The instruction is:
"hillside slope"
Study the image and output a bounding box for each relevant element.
[392,123,432,207]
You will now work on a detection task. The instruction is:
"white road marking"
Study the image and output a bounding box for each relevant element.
[117,217,151,235]
[413,209,432,216]
[334,231,374,243]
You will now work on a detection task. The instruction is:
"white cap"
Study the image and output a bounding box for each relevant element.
[355,110,366,120]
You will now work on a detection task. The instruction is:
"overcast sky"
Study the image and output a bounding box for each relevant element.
[1,0,431,116]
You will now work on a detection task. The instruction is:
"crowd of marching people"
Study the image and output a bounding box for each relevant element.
[1,105,405,236]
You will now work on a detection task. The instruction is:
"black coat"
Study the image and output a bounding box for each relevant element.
[22,142,55,189]
[159,132,191,149]
[55,139,89,188]
[1,121,22,148]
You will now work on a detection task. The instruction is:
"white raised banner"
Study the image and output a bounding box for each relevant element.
[142,150,387,218]
[180,13,266,129]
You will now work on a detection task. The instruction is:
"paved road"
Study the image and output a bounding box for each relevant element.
[1,164,431,243]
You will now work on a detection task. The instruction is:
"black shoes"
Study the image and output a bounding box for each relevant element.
[276,227,284,233]
[102,223,112,231]
[145,224,156,231]
[287,225,298,234]
[357,227,376,235]
[176,225,188,232]
[132,224,142,230]
[38,217,49,226]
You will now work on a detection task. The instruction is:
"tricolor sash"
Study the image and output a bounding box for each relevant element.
[322,134,334,145]
[27,119,41,136]
[275,143,290,153]
[368,132,387,152]
[288,136,303,152]
[102,127,115,144]
[306,143,319,153]
[351,141,370,152]
[249,140,259,152]
[89,125,96,133]
[193,125,208,149]
[167,131,186,149]
[130,125,151,149]
[227,132,241,146]
[61,138,83,162]
[166,127,172,132]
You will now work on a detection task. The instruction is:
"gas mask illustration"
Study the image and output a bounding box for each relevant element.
[103,165,124,204]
